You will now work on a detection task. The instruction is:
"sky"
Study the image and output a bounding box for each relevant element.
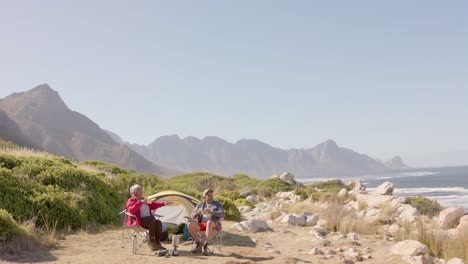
[0,1,467,167]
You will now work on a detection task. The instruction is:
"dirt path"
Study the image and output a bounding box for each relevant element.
[1,221,401,264]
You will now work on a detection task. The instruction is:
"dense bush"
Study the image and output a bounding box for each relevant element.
[234,199,254,208]
[215,196,241,221]
[0,209,27,241]
[258,178,293,193]
[216,190,241,201]
[0,154,121,230]
[406,196,442,217]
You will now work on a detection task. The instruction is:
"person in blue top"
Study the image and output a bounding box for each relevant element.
[188,188,224,255]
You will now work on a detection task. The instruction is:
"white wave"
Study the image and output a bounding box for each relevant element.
[393,187,468,195]
[397,171,439,177]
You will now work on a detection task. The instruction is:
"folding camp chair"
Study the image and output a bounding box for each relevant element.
[119,210,163,254]
[187,217,224,254]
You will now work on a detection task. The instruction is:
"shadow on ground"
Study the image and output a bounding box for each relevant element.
[221,230,257,247]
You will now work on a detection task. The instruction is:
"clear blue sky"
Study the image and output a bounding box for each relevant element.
[0,1,467,167]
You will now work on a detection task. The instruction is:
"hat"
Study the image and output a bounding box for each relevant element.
[202,188,214,197]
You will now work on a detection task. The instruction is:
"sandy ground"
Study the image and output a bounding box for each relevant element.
[1,221,404,264]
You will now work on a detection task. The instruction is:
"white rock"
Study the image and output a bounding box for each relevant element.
[306,214,319,226]
[447,258,465,264]
[246,194,257,203]
[372,181,394,195]
[338,188,348,197]
[238,206,252,213]
[456,214,468,231]
[401,255,433,264]
[308,247,321,255]
[439,208,465,229]
[391,240,430,256]
[347,232,358,240]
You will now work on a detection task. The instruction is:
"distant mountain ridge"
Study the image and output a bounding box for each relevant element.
[123,134,408,178]
[0,84,177,176]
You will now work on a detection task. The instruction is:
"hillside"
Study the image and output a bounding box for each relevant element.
[0,84,177,176]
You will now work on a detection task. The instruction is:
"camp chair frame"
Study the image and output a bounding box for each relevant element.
[119,210,149,254]
[187,217,224,254]
[119,210,164,254]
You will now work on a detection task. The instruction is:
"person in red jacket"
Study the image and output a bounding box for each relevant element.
[126,184,169,251]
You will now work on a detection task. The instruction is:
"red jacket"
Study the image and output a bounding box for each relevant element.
[125,197,165,227]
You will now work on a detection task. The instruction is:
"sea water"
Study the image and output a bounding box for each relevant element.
[297,166,468,211]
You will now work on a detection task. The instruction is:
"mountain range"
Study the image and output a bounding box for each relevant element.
[0,84,408,178]
[0,84,176,176]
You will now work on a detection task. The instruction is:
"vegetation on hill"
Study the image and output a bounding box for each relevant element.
[0,148,294,246]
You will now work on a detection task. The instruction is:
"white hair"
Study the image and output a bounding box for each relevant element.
[129,184,142,196]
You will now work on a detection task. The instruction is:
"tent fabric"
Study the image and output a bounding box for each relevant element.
[147,191,200,225]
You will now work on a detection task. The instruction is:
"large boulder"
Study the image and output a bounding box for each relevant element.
[401,255,434,264]
[391,240,430,256]
[439,208,465,229]
[372,181,394,195]
[279,213,308,226]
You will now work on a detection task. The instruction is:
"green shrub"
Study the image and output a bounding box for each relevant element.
[406,196,442,217]
[0,139,19,149]
[216,190,241,201]
[309,179,347,193]
[234,199,254,208]
[0,154,22,170]
[215,196,240,221]
[0,209,27,241]
[258,178,293,193]
[111,173,166,199]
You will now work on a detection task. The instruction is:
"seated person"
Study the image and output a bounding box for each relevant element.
[125,184,169,251]
[188,188,225,255]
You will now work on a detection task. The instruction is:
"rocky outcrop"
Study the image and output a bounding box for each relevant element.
[372,181,394,195]
[231,219,269,232]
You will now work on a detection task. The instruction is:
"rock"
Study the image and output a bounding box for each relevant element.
[447,258,465,264]
[322,248,336,255]
[306,214,319,226]
[396,204,421,223]
[439,208,465,229]
[456,214,468,231]
[245,194,257,204]
[347,232,358,240]
[401,255,434,264]
[275,191,302,202]
[347,179,366,194]
[308,247,321,255]
[343,248,360,258]
[238,206,252,213]
[230,219,269,232]
[309,226,328,238]
[338,188,348,197]
[391,240,430,256]
[372,181,394,195]
[239,190,251,197]
[316,219,327,228]
[280,213,308,226]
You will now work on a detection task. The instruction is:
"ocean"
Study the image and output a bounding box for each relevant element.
[296,166,468,211]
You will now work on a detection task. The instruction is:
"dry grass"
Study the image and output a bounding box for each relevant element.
[0,147,58,159]
[395,220,468,262]
[339,215,379,234]
[358,200,368,211]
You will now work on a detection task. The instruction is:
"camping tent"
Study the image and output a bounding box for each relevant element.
[147,190,200,225]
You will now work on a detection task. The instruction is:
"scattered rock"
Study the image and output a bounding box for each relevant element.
[401,255,434,264]
[231,219,269,232]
